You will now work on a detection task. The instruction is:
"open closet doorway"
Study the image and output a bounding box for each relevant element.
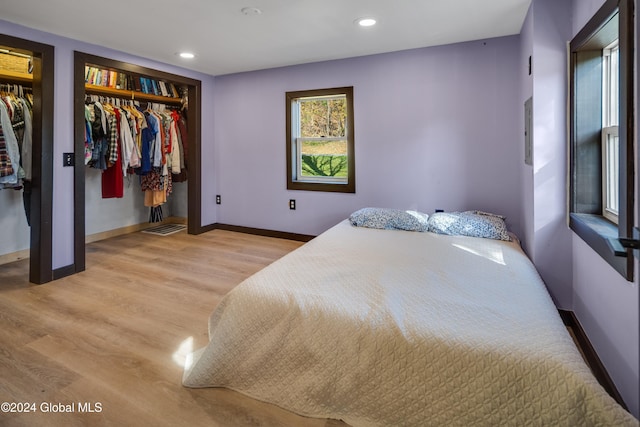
[71,52,203,275]
[0,34,54,284]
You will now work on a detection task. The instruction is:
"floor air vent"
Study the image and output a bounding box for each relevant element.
[141,224,187,236]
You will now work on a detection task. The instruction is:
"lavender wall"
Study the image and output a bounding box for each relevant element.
[520,5,535,259]
[569,0,639,417]
[0,20,217,270]
[573,237,639,415]
[213,37,523,238]
[530,0,574,308]
[519,0,638,415]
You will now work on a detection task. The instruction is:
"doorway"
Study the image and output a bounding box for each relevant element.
[0,33,54,284]
[71,51,205,274]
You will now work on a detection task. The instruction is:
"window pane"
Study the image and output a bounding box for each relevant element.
[601,39,619,223]
[299,97,347,138]
[605,132,619,215]
[299,139,348,178]
[603,41,619,127]
[609,44,619,126]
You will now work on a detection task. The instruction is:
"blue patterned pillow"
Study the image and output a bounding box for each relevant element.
[427,210,511,241]
[349,208,429,232]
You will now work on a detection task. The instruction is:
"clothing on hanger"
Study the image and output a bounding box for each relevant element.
[0,83,34,223]
[83,91,187,216]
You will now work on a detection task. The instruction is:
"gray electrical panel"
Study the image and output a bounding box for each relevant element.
[524,97,533,166]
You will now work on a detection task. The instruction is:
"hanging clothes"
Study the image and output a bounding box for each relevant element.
[0,97,22,186]
[0,112,15,179]
[101,108,124,198]
[83,94,187,218]
[0,84,34,224]
[172,109,188,182]
[20,97,33,181]
[88,102,108,170]
[119,106,139,174]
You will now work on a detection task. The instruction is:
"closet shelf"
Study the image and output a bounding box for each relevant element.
[0,70,33,84]
[84,84,183,105]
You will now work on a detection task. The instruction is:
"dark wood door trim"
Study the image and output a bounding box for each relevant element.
[0,33,54,284]
[71,51,204,276]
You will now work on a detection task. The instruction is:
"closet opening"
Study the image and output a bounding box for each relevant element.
[0,34,54,284]
[71,52,203,274]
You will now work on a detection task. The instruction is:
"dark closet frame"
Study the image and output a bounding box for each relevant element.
[71,51,204,275]
[0,34,54,284]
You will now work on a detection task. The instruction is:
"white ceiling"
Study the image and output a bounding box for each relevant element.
[0,0,532,76]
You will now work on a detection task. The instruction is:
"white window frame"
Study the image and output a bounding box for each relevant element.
[602,126,619,223]
[602,39,619,224]
[291,94,348,184]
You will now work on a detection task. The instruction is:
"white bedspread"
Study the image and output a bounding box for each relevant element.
[183,220,637,426]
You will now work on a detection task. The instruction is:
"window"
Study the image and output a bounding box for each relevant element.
[569,0,634,280]
[286,87,355,193]
[601,40,619,223]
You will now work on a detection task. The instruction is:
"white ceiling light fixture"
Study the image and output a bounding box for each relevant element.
[241,7,262,16]
[178,52,195,59]
[355,17,377,27]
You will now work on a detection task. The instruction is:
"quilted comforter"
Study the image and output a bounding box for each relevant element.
[183,220,637,426]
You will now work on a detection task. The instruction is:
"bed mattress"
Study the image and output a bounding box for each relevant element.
[183,220,637,426]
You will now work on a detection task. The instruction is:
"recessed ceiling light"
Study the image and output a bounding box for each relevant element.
[355,17,376,27]
[178,52,195,59]
[241,7,262,16]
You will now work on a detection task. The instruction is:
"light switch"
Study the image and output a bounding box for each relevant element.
[63,153,75,167]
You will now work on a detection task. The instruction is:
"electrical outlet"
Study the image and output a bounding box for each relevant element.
[216,195,221,205]
[289,199,296,210]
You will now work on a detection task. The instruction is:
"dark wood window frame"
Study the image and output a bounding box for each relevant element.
[0,34,54,284]
[286,86,355,193]
[569,0,634,281]
[71,51,205,275]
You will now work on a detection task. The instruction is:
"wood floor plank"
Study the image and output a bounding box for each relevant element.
[0,342,79,403]
[0,229,348,426]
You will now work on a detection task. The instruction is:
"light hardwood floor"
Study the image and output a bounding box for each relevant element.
[0,229,347,427]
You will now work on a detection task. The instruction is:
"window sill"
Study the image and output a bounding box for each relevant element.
[569,213,632,281]
[287,181,355,193]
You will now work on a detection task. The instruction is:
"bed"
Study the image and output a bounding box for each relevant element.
[183,217,637,426]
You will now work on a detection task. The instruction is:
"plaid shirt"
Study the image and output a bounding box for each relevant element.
[0,120,15,178]
[107,114,119,166]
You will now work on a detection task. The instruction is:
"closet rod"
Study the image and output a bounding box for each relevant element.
[0,83,32,96]
[84,84,182,105]
[85,95,181,112]
[0,48,31,59]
